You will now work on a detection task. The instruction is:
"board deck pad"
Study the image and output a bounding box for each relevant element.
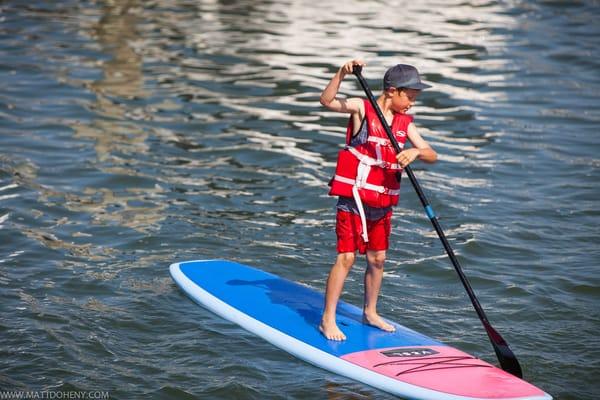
[170,260,551,400]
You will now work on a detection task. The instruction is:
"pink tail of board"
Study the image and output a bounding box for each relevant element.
[341,346,546,399]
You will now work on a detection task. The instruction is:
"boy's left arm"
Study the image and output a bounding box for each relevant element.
[397,123,437,168]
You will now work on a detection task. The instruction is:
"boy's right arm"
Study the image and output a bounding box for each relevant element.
[320,59,365,115]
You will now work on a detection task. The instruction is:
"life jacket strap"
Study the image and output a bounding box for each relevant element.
[346,146,403,170]
[332,175,401,195]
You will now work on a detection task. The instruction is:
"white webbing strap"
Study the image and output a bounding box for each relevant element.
[352,185,369,243]
[354,162,371,242]
[355,162,370,188]
[346,146,403,170]
[367,136,405,149]
[333,175,384,194]
[367,136,390,145]
[333,175,401,196]
[375,143,383,164]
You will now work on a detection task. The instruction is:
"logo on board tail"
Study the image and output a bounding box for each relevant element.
[381,348,439,358]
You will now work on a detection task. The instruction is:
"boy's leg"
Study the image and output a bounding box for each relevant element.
[320,252,355,341]
[363,251,396,332]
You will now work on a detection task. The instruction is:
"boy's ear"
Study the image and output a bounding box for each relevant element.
[384,87,396,96]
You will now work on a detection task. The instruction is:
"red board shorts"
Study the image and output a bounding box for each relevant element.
[336,209,392,254]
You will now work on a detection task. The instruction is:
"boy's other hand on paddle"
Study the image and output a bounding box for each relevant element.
[396,148,421,168]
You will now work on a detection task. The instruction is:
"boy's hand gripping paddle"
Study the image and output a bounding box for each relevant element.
[351,64,523,378]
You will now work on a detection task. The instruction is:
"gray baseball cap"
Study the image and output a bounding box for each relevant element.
[383,64,431,90]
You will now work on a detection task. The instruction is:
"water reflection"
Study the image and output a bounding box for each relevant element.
[69,0,166,233]
[90,0,146,99]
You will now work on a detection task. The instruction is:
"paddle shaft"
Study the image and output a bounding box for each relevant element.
[352,65,522,378]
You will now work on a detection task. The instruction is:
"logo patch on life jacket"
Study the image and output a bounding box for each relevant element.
[395,130,407,138]
[381,348,439,358]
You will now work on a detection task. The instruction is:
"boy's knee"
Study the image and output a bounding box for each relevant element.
[367,251,386,269]
[337,252,355,269]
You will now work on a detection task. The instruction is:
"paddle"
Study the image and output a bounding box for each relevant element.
[351,65,523,378]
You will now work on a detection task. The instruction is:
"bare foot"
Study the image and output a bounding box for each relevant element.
[319,319,347,341]
[363,312,396,333]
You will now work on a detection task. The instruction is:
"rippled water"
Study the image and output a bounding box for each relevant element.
[1,1,599,399]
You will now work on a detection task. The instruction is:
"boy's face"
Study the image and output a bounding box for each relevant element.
[391,88,420,114]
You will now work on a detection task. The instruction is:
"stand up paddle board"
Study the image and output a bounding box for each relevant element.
[170,260,551,400]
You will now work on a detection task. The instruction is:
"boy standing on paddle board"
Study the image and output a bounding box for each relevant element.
[319,59,437,341]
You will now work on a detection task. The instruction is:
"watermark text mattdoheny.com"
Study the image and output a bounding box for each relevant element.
[0,391,109,399]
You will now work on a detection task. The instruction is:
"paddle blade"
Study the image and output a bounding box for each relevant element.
[485,322,523,378]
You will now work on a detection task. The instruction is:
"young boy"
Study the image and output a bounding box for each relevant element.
[319,59,437,341]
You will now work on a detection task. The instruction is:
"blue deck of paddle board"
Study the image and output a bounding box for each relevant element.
[179,260,442,357]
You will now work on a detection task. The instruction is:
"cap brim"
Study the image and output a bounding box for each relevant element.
[406,82,432,90]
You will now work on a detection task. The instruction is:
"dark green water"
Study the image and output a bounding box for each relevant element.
[1,1,599,399]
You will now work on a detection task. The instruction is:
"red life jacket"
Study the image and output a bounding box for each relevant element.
[329,99,412,209]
